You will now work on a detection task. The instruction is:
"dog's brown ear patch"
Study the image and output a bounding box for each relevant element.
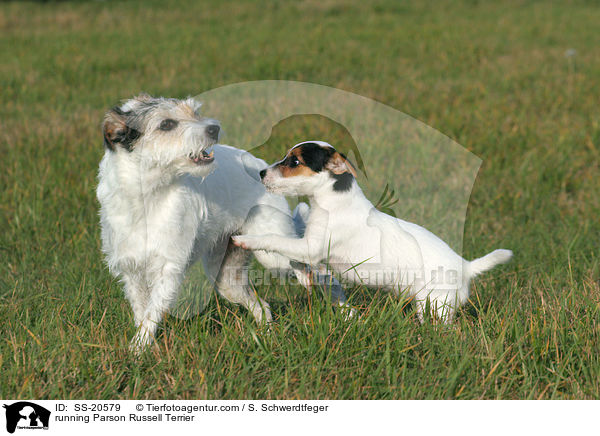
[326,152,358,178]
[103,107,140,152]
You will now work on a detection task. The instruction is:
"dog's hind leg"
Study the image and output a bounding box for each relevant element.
[414,292,457,324]
[212,240,272,324]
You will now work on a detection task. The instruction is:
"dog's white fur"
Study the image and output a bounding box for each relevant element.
[97,98,343,352]
[234,141,513,322]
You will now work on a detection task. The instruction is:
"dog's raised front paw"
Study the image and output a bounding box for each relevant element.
[232,235,265,251]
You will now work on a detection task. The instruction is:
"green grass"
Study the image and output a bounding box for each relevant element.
[1,0,599,399]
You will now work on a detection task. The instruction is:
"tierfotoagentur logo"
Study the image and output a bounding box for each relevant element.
[2,402,50,433]
[171,80,482,319]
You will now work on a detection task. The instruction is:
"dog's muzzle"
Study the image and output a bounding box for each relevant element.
[188,148,215,165]
[186,124,219,165]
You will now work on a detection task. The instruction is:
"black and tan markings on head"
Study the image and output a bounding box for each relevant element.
[277,142,358,191]
[102,106,141,152]
[102,94,201,152]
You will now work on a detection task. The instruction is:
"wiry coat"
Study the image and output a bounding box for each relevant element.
[97,96,318,352]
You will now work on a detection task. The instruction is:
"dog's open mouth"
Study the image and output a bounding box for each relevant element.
[188,149,214,165]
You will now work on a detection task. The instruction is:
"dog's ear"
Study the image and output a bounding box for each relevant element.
[184,97,203,115]
[133,92,153,102]
[102,107,140,152]
[326,152,358,178]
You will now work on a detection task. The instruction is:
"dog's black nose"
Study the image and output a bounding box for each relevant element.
[206,124,220,140]
[259,169,267,179]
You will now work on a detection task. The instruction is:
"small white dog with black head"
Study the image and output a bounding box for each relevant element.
[233,141,513,322]
[97,97,346,353]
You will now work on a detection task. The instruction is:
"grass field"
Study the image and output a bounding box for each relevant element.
[1,0,599,399]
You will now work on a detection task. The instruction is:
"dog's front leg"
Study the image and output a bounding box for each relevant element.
[130,261,184,354]
[235,236,355,318]
[121,272,150,326]
[232,234,326,266]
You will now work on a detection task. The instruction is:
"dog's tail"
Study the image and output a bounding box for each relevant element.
[467,249,513,277]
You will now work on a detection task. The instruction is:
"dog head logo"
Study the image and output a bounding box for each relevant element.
[197,81,482,253]
[3,402,50,433]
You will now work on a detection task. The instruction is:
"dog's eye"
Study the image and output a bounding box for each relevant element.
[289,157,300,168]
[159,119,178,131]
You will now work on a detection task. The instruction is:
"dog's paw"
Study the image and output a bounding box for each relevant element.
[338,302,358,321]
[232,235,265,251]
[129,329,154,356]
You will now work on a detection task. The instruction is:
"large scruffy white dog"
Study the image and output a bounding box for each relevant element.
[233,141,513,322]
[96,96,343,352]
